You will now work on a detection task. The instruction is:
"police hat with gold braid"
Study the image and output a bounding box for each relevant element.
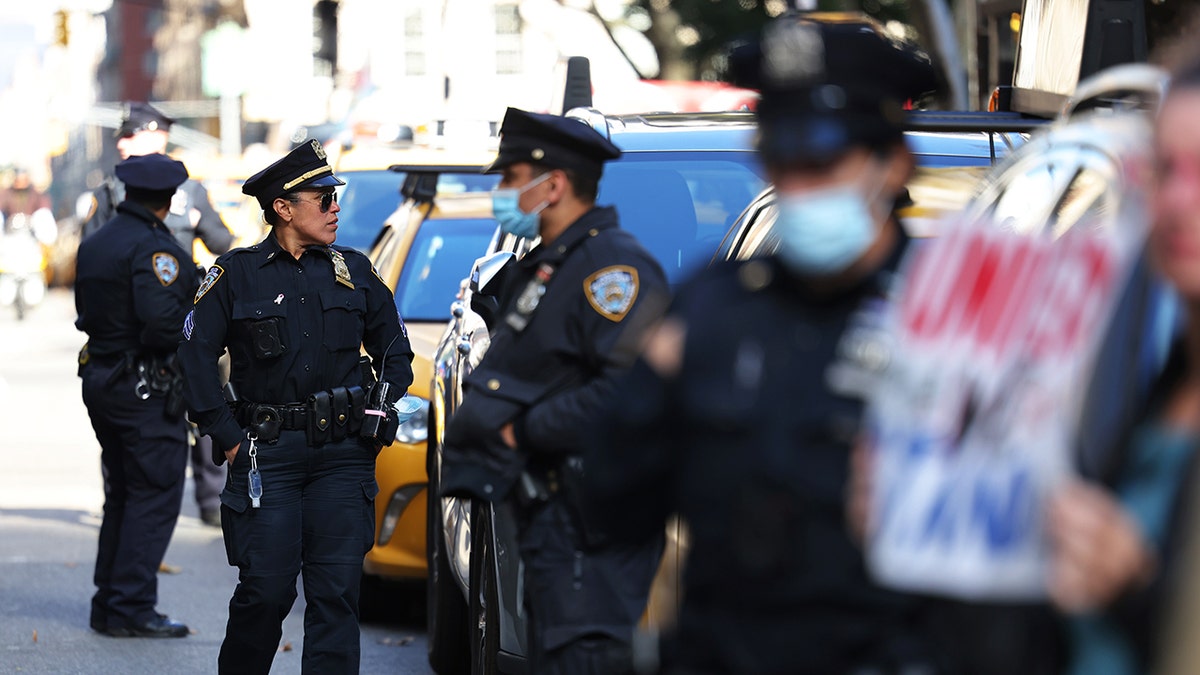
[730,13,940,165]
[242,140,346,210]
[484,107,621,178]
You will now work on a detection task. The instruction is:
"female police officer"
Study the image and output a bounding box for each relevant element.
[177,141,413,674]
[584,14,947,675]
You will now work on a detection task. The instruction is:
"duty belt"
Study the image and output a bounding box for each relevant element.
[234,385,366,446]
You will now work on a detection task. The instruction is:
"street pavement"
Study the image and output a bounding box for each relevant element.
[0,288,434,674]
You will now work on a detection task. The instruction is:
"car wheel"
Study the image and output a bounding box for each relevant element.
[469,499,499,675]
[427,429,470,674]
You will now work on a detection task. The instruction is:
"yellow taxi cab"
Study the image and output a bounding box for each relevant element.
[359,153,498,591]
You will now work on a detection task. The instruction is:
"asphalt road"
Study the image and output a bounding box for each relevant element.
[0,288,434,674]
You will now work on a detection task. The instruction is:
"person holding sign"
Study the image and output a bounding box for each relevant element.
[1051,54,1200,675]
[582,13,946,674]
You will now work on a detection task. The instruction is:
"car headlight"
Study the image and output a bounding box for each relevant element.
[394,396,429,445]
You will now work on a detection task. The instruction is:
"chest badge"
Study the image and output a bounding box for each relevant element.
[584,265,639,322]
[152,252,180,286]
[328,248,355,289]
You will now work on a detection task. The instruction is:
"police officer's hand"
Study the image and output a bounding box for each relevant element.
[500,423,517,449]
[225,442,240,464]
[1047,481,1157,613]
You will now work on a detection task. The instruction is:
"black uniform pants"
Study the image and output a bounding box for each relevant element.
[217,430,378,675]
[518,498,663,675]
[190,432,223,513]
[82,362,188,629]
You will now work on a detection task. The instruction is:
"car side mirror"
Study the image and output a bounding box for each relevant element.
[468,250,514,331]
[469,250,515,296]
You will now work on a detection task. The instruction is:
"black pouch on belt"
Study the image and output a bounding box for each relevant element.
[330,387,350,442]
[348,386,365,434]
[307,390,333,446]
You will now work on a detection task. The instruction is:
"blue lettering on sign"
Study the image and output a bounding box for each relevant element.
[912,463,1035,554]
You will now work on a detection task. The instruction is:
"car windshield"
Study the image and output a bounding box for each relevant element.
[597,151,765,283]
[335,169,404,252]
[395,217,498,322]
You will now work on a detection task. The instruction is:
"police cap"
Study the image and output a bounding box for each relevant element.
[114,153,188,192]
[242,139,345,210]
[730,13,939,165]
[116,102,175,139]
[484,107,621,177]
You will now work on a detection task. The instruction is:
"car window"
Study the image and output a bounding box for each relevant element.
[981,145,1118,237]
[336,169,404,252]
[597,151,765,283]
[395,217,498,322]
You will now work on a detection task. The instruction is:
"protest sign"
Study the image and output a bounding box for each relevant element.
[866,188,1149,599]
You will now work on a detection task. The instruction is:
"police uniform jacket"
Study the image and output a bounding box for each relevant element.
[585,225,931,673]
[440,206,668,502]
[83,177,233,256]
[176,233,414,455]
[75,201,199,359]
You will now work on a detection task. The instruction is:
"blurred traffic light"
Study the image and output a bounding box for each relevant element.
[54,9,69,47]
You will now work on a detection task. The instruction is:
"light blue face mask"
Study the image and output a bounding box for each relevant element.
[491,173,551,239]
[774,183,882,275]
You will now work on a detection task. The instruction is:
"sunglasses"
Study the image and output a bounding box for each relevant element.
[294,191,338,212]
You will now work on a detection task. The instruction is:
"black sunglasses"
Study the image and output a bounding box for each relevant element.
[294,191,338,212]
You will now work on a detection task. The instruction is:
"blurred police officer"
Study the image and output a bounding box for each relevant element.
[177,140,413,674]
[584,14,948,674]
[75,153,200,638]
[83,101,235,528]
[439,108,670,673]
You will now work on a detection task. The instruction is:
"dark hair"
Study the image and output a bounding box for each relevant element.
[531,164,600,203]
[126,187,174,212]
[262,192,301,226]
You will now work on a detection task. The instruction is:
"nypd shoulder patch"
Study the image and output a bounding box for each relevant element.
[195,265,224,304]
[584,265,639,322]
[152,252,180,286]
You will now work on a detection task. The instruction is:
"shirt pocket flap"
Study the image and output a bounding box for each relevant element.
[320,288,367,313]
[232,299,286,320]
[465,369,563,406]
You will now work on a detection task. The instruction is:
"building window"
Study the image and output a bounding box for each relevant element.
[495,4,522,75]
[405,10,426,76]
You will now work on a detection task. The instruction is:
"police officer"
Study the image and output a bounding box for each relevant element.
[83,101,235,528]
[75,153,199,638]
[584,15,948,674]
[176,140,413,674]
[439,108,670,674]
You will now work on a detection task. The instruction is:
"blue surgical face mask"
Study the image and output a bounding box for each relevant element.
[491,173,551,239]
[773,173,886,275]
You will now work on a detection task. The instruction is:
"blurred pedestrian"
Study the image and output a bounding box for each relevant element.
[0,167,56,243]
[584,14,947,674]
[177,140,413,674]
[83,102,235,528]
[439,107,670,673]
[1048,52,1200,675]
[75,153,200,637]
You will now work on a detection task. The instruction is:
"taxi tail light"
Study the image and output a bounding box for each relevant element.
[378,484,426,546]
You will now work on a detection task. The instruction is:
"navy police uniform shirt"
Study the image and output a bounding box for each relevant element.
[584,227,933,673]
[177,233,414,455]
[440,206,669,501]
[75,201,199,358]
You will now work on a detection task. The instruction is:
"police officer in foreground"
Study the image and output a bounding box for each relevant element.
[83,101,235,528]
[584,14,948,674]
[177,140,413,674]
[439,108,670,673]
[75,153,199,637]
